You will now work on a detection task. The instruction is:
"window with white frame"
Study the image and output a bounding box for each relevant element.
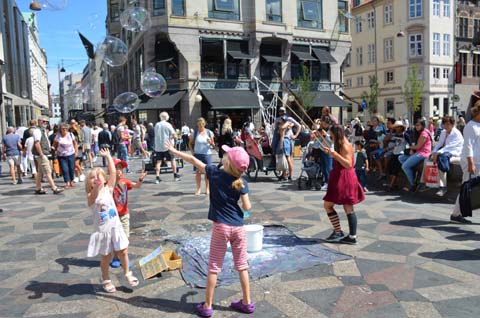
[443,0,450,17]
[385,70,394,83]
[473,54,480,77]
[355,17,362,33]
[357,76,363,87]
[409,34,423,57]
[443,34,450,56]
[367,11,375,29]
[367,44,375,64]
[356,47,363,66]
[344,52,351,67]
[384,38,394,61]
[443,68,449,79]
[433,67,440,79]
[409,0,422,19]
[459,17,468,38]
[345,78,352,88]
[384,4,393,24]
[433,33,440,56]
[433,0,440,17]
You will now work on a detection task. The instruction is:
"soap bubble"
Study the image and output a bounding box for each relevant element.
[97,36,128,67]
[113,92,140,113]
[88,13,99,30]
[141,70,167,97]
[38,0,68,11]
[21,90,28,98]
[120,7,151,32]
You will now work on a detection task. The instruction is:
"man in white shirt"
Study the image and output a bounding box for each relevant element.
[154,112,180,183]
[91,123,103,161]
[181,122,190,151]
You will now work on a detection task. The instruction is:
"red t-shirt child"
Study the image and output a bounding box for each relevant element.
[113,178,133,216]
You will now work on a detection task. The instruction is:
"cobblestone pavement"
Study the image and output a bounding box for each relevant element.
[0,155,479,318]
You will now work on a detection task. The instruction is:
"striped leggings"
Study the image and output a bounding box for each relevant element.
[208,222,248,273]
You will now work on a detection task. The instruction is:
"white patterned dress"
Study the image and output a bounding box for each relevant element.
[87,187,129,257]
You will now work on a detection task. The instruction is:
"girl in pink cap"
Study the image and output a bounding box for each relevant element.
[165,141,255,317]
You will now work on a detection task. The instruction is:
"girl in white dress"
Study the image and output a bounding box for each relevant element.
[86,149,139,293]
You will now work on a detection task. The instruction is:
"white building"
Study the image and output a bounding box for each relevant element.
[344,0,455,121]
[22,12,49,112]
[50,94,61,118]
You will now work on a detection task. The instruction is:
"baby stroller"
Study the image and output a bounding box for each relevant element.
[297,141,323,190]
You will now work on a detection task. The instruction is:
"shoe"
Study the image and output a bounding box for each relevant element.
[196,302,213,317]
[363,187,368,192]
[12,180,17,185]
[17,178,23,184]
[325,230,345,242]
[340,235,357,245]
[416,184,428,192]
[450,215,472,224]
[53,187,64,194]
[34,189,47,195]
[436,188,447,197]
[174,174,181,181]
[155,176,161,184]
[110,259,121,268]
[288,176,292,181]
[321,184,328,191]
[376,174,386,181]
[73,177,79,183]
[79,174,85,182]
[230,299,255,314]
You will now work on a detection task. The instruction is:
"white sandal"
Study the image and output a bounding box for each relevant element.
[125,271,139,287]
[100,279,116,293]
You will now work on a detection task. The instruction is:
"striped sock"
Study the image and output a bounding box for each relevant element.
[327,210,342,234]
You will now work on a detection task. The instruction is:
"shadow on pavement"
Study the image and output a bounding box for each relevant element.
[0,189,38,196]
[391,219,480,241]
[55,258,100,273]
[419,249,480,261]
[25,281,96,299]
[153,191,185,196]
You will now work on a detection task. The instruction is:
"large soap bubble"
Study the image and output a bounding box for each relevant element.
[113,92,140,113]
[38,0,68,11]
[97,36,128,67]
[120,7,151,32]
[141,69,167,97]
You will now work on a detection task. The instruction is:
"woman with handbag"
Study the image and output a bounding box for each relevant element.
[450,100,480,224]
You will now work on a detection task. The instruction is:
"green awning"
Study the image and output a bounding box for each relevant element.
[137,91,186,110]
[201,89,260,110]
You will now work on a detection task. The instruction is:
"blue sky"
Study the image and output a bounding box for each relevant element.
[16,0,107,94]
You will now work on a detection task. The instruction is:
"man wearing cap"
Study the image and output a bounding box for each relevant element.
[271,107,301,180]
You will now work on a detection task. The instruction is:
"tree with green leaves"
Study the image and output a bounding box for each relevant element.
[293,64,316,111]
[403,64,424,123]
[361,75,379,114]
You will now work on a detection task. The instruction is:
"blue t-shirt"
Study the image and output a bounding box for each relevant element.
[2,134,21,156]
[205,165,249,226]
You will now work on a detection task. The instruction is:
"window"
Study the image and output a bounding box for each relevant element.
[386,99,394,116]
[110,3,119,21]
[346,78,352,88]
[298,0,322,28]
[357,76,363,87]
[459,17,468,38]
[266,0,282,22]
[367,44,375,64]
[473,54,480,77]
[209,0,240,20]
[385,70,394,83]
[172,0,185,16]
[475,19,480,37]
[344,52,351,67]
[356,47,363,66]
[367,11,375,29]
[443,34,450,56]
[443,0,450,17]
[153,0,166,16]
[443,98,449,116]
[443,68,449,79]
[201,40,224,79]
[433,33,440,56]
[384,4,393,25]
[353,0,360,7]
[460,52,468,77]
[338,1,349,33]
[260,43,282,80]
[409,34,423,57]
[384,38,394,61]
[433,67,440,79]
[355,18,362,33]
[409,0,422,19]
[433,0,440,17]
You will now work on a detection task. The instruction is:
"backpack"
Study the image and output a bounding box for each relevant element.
[112,129,121,147]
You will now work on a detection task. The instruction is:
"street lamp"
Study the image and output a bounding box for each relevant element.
[58,63,66,120]
[29,1,42,11]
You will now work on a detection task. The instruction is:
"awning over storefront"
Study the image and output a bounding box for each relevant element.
[291,50,317,61]
[261,55,283,63]
[312,91,349,107]
[201,89,260,110]
[312,48,337,64]
[228,50,255,59]
[137,91,186,110]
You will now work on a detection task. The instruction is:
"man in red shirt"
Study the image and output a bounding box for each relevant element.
[110,158,147,268]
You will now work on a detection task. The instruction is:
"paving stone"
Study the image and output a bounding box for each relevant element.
[355,259,400,276]
[7,233,60,245]
[33,221,69,230]
[357,302,406,318]
[0,302,31,317]
[0,268,22,282]
[292,287,344,317]
[179,212,208,220]
[250,300,288,317]
[0,225,15,233]
[49,212,78,219]
[0,288,11,298]
[361,240,421,256]
[433,296,480,318]
[393,290,429,302]
[281,263,333,282]
[412,268,458,289]
[0,248,36,262]
[419,249,480,276]
[338,276,367,286]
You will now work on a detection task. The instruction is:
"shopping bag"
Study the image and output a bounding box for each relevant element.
[425,161,439,188]
[275,154,288,172]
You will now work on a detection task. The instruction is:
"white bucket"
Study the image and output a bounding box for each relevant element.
[245,224,264,252]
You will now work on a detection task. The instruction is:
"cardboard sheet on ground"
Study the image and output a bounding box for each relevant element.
[173,225,351,288]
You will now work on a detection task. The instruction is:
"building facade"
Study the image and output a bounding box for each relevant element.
[455,0,480,114]
[105,0,352,127]
[61,72,83,121]
[0,0,38,136]
[50,94,61,118]
[344,0,455,122]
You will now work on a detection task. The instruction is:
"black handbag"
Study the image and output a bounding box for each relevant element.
[460,175,480,217]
